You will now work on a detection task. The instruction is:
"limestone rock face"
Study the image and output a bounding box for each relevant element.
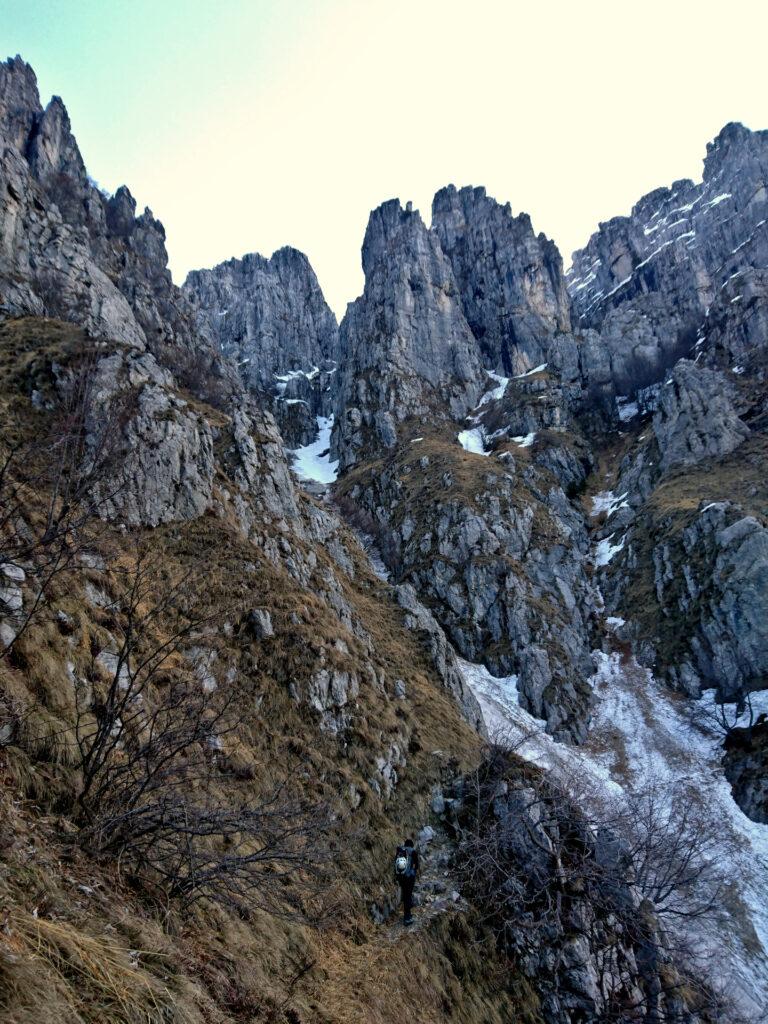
[592,296,692,396]
[331,200,484,469]
[0,56,41,151]
[48,347,216,528]
[567,122,768,392]
[454,768,704,1024]
[432,185,571,375]
[689,513,768,700]
[0,59,310,534]
[469,364,585,450]
[184,247,340,448]
[701,266,768,375]
[228,406,303,528]
[102,383,215,528]
[0,131,146,349]
[652,360,749,473]
[183,247,339,389]
[339,440,596,741]
[395,583,486,736]
[0,56,234,405]
[605,501,768,703]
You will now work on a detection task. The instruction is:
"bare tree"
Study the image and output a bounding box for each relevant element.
[74,550,333,915]
[611,782,731,923]
[0,339,129,658]
[454,741,735,1023]
[687,689,763,742]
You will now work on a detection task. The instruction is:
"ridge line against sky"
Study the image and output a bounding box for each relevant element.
[3,0,768,318]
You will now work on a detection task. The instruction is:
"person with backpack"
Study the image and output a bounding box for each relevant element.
[394,837,420,925]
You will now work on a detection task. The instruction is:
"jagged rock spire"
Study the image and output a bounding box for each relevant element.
[332,199,483,468]
[432,184,571,375]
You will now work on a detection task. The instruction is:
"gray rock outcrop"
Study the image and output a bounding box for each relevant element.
[0,57,234,405]
[331,200,484,469]
[451,765,705,1024]
[183,246,339,389]
[432,184,571,375]
[605,501,768,703]
[700,266,768,375]
[339,438,596,741]
[395,583,486,735]
[724,719,768,823]
[652,360,749,473]
[567,122,768,394]
[184,248,339,449]
[94,369,216,527]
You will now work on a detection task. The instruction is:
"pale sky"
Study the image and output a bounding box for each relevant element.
[3,0,768,318]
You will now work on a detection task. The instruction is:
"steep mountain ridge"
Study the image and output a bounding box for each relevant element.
[184,247,338,385]
[0,57,241,418]
[567,121,768,395]
[183,247,339,447]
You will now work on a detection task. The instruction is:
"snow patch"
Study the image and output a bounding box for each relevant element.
[514,362,548,379]
[458,659,548,742]
[274,366,320,395]
[463,650,768,1016]
[477,371,510,406]
[590,491,629,518]
[721,270,743,289]
[615,395,640,422]
[594,533,625,566]
[732,219,767,255]
[461,658,617,784]
[288,416,339,484]
[458,428,488,455]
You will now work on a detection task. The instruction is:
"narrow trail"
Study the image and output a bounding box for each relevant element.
[382,826,468,941]
[306,529,472,1019]
[316,824,469,1024]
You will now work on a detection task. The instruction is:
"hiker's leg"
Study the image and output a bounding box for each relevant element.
[403,879,414,923]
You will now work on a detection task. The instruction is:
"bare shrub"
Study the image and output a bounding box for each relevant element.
[687,689,763,742]
[0,340,129,658]
[74,550,333,915]
[611,782,730,923]
[455,741,735,1022]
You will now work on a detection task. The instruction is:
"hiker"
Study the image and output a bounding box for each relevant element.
[394,837,419,925]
